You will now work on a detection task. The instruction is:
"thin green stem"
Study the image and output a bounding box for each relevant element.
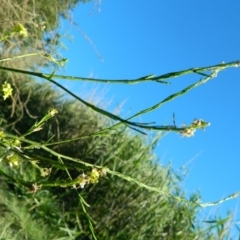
[0,60,239,134]
[107,168,200,207]
[0,60,239,84]
[2,132,240,208]
[0,52,44,62]
[127,70,217,125]
[44,73,169,84]
[200,191,240,207]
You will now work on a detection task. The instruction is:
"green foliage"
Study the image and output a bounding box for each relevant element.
[0,189,54,240]
[0,0,90,70]
[0,77,233,239]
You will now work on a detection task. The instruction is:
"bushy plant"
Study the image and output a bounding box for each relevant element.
[0,76,233,239]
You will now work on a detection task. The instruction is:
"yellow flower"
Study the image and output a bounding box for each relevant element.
[12,24,28,37]
[90,168,100,183]
[2,82,13,100]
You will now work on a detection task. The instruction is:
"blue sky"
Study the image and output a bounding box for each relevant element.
[57,0,240,232]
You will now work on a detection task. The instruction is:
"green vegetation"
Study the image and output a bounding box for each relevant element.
[0,76,234,240]
[0,1,239,239]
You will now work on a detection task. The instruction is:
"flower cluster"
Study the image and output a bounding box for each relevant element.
[180,127,196,137]
[76,167,108,189]
[1,82,13,100]
[6,152,20,167]
[12,23,28,37]
[180,119,210,137]
[48,108,58,116]
[36,22,46,31]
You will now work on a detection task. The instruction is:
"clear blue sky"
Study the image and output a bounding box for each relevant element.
[57,0,240,233]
